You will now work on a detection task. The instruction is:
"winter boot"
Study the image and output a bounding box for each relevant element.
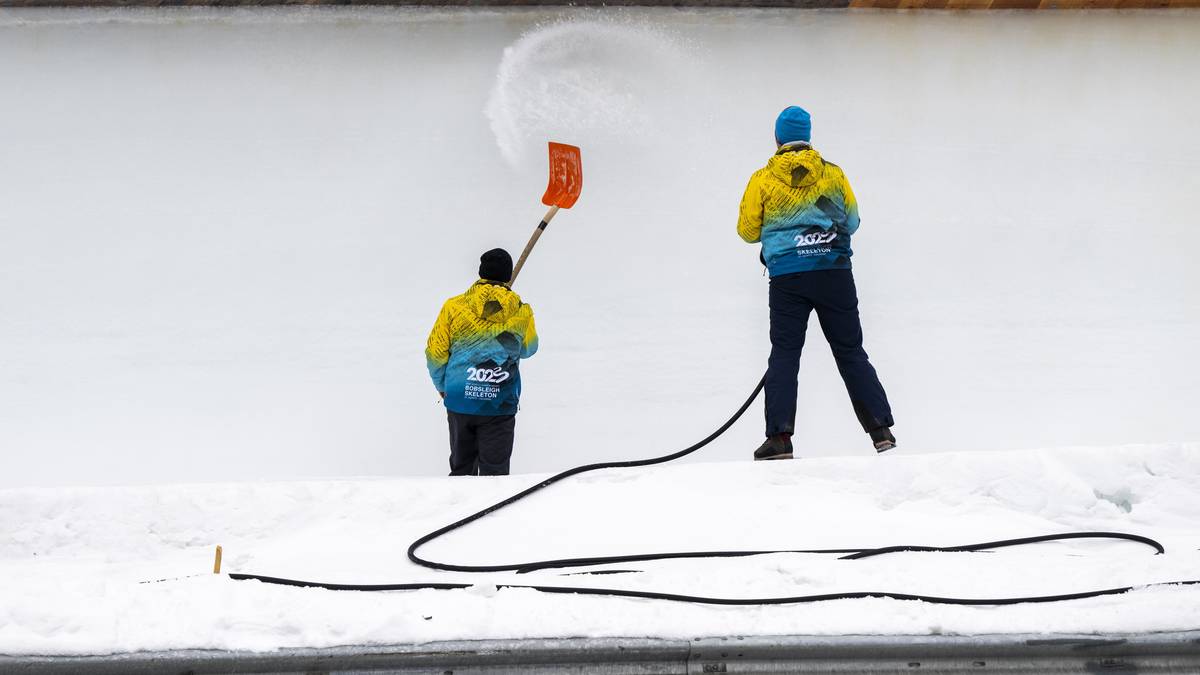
[870,426,896,453]
[753,434,793,461]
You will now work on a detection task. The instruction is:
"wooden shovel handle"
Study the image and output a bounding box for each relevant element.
[510,205,559,286]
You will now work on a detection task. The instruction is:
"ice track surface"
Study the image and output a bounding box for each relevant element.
[1,8,1198,487]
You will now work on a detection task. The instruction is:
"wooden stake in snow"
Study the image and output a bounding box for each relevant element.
[213,545,223,574]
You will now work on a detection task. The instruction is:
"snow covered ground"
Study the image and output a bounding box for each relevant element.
[2,443,1199,655]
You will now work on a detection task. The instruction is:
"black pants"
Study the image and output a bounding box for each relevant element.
[766,268,893,437]
[447,411,516,476]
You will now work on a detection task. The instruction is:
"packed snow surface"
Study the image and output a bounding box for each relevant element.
[1,8,1199,487]
[2,444,1200,655]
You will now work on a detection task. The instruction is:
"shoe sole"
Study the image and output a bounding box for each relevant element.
[875,442,896,453]
[754,453,794,461]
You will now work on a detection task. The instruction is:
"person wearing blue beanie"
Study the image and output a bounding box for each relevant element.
[775,106,812,145]
[738,105,895,461]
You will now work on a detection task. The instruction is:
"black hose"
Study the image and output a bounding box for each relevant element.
[232,375,1199,605]
[405,375,768,573]
[228,572,1200,606]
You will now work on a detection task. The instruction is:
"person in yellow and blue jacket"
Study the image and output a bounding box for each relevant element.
[738,106,895,461]
[426,249,538,476]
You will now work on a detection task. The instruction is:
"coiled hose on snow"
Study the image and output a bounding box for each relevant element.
[232,376,1200,605]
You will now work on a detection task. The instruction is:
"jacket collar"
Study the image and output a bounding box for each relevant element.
[474,278,511,290]
[775,140,813,155]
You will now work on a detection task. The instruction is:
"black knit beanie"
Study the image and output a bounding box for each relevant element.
[478,248,513,283]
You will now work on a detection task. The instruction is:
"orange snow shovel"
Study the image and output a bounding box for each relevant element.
[509,142,582,285]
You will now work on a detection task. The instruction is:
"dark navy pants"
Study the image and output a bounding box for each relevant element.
[765,268,893,437]
[447,412,515,476]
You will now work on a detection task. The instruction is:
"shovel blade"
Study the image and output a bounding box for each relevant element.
[541,142,582,209]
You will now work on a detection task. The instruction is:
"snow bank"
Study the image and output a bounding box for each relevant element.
[2,443,1199,656]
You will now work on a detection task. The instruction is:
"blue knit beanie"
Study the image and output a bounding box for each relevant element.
[775,106,812,145]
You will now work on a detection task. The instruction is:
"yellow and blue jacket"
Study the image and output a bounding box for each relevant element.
[426,280,538,416]
[738,143,860,277]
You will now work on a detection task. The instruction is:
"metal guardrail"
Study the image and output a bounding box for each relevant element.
[4,632,1200,674]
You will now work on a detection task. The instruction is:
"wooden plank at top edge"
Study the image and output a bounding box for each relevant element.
[0,0,853,5]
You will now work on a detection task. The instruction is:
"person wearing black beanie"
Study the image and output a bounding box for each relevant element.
[425,248,538,476]
[478,248,513,284]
